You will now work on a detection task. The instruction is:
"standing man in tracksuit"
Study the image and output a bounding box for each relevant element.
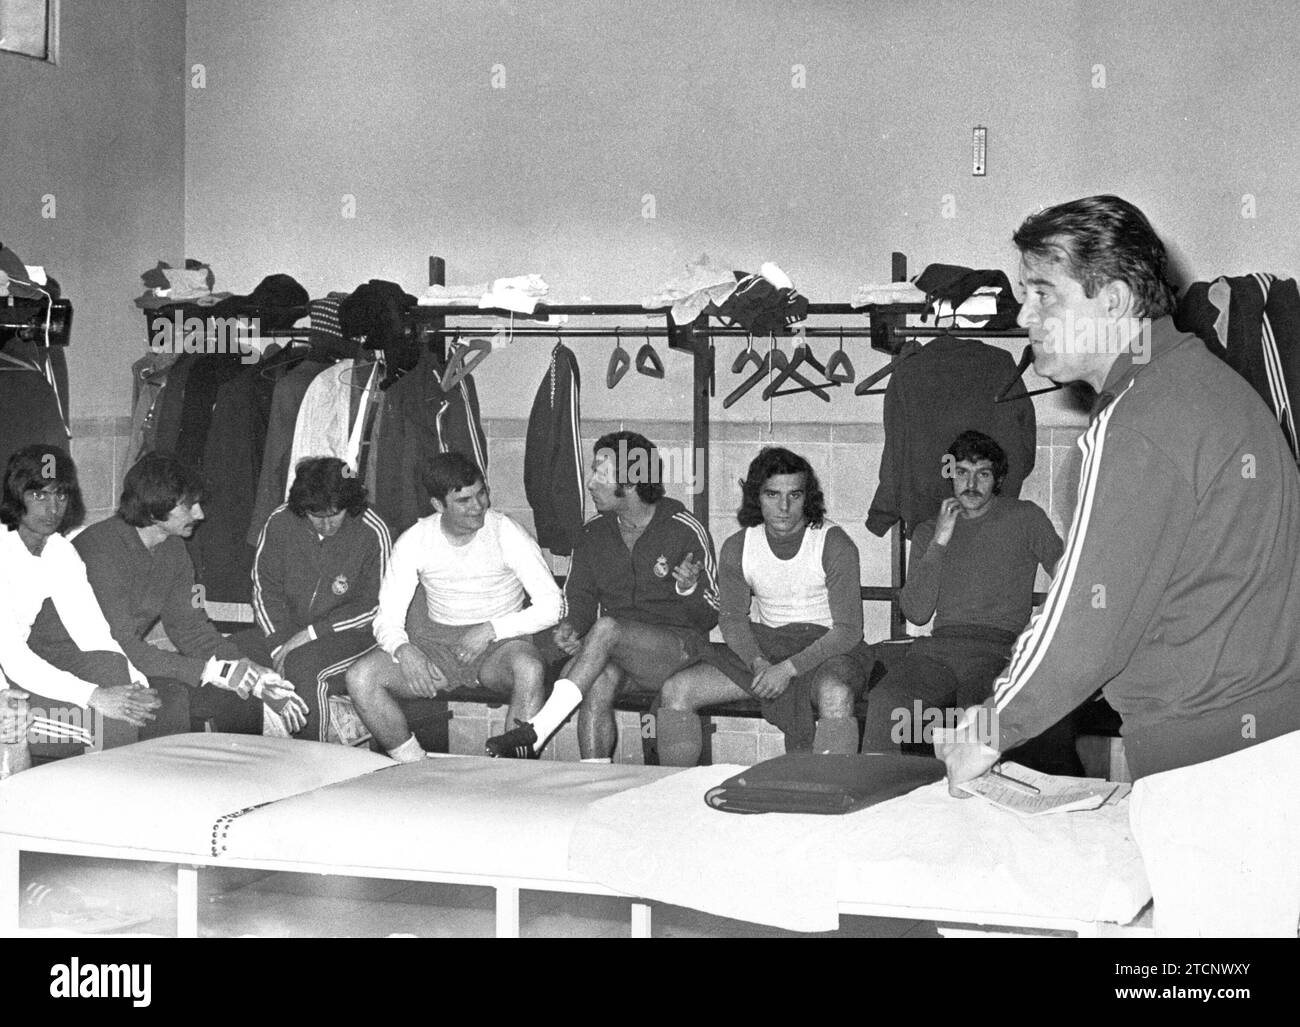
[251,457,392,740]
[938,195,1300,937]
[486,431,719,761]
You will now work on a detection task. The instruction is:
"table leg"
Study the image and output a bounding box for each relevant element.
[0,844,18,935]
[631,901,652,938]
[495,886,520,938]
[177,865,199,938]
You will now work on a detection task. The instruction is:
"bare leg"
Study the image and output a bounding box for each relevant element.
[810,655,862,755]
[577,663,625,759]
[658,664,751,766]
[345,648,417,752]
[479,639,547,726]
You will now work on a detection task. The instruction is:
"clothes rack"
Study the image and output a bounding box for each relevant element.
[413,254,1036,637]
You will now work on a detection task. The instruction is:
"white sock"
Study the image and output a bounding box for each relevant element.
[530,678,583,746]
[580,757,612,764]
[388,735,426,763]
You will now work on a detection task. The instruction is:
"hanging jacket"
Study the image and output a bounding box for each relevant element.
[284,358,381,495]
[1175,273,1300,462]
[245,358,330,545]
[866,336,1036,538]
[525,343,585,555]
[373,346,488,536]
[0,340,67,460]
[189,362,280,604]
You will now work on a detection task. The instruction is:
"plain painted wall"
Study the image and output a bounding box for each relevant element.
[183,0,1300,430]
[1,0,187,420]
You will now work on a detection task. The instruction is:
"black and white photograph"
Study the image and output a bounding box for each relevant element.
[0,0,1296,991]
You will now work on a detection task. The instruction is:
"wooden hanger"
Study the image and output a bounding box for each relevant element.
[441,334,493,392]
[635,328,664,378]
[607,327,631,388]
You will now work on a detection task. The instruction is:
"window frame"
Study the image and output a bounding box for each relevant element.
[0,0,59,65]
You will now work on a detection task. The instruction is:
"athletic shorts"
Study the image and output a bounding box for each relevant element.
[604,620,712,693]
[698,621,875,699]
[404,599,526,695]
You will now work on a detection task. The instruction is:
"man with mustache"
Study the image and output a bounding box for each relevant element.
[860,430,1064,763]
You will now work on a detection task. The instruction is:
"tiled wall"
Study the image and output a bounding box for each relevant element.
[69,417,135,527]
[67,412,1085,766]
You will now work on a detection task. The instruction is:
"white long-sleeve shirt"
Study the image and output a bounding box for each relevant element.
[373,510,562,656]
[0,528,139,707]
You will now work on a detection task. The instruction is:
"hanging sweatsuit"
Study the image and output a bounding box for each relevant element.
[866,336,1037,538]
[1175,272,1300,462]
[525,343,585,555]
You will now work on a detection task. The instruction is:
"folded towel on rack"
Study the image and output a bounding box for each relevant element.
[851,281,926,308]
[419,283,487,306]
[480,274,549,314]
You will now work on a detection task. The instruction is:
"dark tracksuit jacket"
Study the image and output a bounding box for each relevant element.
[989,317,1300,780]
[1176,272,1300,463]
[867,336,1036,538]
[251,505,392,651]
[563,498,719,638]
[525,343,586,556]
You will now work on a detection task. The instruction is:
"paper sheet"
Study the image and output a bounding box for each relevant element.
[957,762,1119,816]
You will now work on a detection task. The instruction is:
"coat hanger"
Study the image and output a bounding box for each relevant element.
[824,328,855,383]
[732,334,763,374]
[760,335,834,402]
[607,327,631,388]
[441,330,492,392]
[635,327,664,378]
[994,344,1062,402]
[854,341,924,396]
[724,334,831,408]
[332,350,387,392]
[761,335,839,400]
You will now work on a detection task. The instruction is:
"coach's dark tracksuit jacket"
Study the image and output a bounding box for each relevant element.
[251,505,392,650]
[563,498,719,638]
[525,343,585,556]
[989,317,1300,779]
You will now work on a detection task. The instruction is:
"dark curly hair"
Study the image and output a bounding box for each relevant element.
[737,447,826,528]
[118,453,207,527]
[1,444,85,533]
[593,430,666,505]
[287,457,369,518]
[946,430,1008,495]
[1013,194,1177,319]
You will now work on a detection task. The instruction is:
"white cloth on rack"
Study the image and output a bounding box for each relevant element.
[851,281,927,308]
[284,358,367,495]
[642,253,739,324]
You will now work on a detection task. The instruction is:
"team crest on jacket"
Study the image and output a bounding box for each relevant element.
[331,575,350,596]
[653,555,669,577]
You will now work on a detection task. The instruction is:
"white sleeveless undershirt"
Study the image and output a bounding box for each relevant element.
[742,521,834,628]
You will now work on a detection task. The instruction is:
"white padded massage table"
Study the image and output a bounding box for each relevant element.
[570,765,1152,935]
[0,736,1152,937]
[0,734,680,937]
